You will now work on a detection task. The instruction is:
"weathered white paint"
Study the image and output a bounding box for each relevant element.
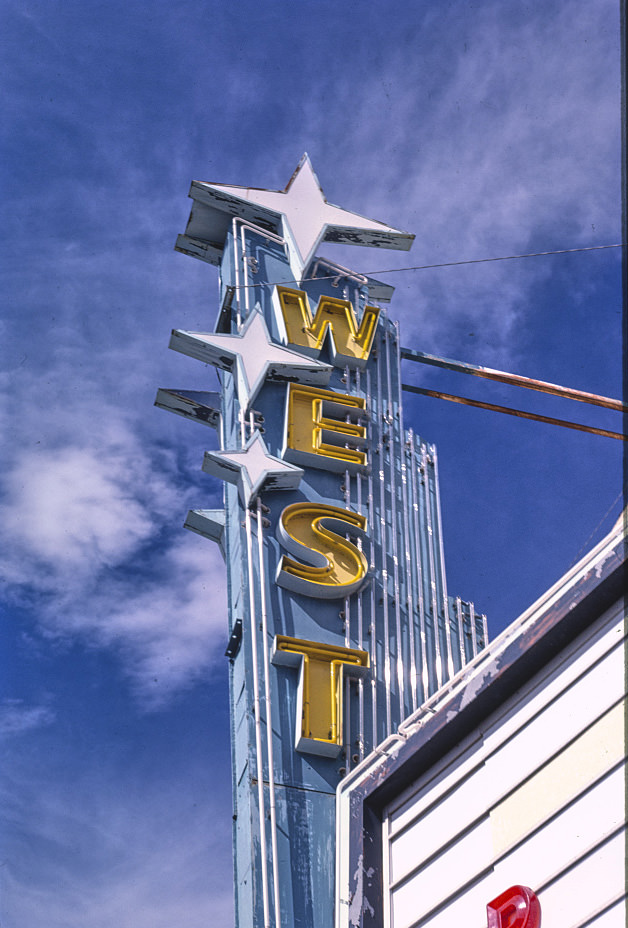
[193,155,414,273]
[202,429,303,507]
[384,599,625,928]
[169,310,332,412]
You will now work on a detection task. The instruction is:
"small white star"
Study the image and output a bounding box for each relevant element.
[202,430,304,506]
[169,309,332,411]
[189,154,414,272]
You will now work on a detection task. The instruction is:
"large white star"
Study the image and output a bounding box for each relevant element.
[203,430,304,506]
[181,154,414,273]
[169,309,332,411]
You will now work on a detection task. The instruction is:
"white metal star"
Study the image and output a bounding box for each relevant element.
[185,154,414,272]
[169,309,332,411]
[202,430,304,506]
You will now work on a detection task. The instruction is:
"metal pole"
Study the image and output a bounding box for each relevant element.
[256,498,281,928]
[402,384,627,440]
[431,443,454,681]
[355,366,365,761]
[365,369,378,745]
[400,347,626,412]
[245,504,271,928]
[384,326,405,720]
[422,445,443,691]
[409,430,429,703]
[395,323,418,714]
[376,335,392,736]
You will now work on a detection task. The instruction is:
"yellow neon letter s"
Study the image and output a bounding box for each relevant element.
[272,635,369,757]
[273,286,380,368]
[276,502,369,599]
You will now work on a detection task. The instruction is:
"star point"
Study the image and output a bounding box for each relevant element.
[178,154,414,273]
[202,430,304,507]
[169,309,332,411]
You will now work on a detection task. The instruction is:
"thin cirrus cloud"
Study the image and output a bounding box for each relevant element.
[1,0,620,715]
[0,752,234,928]
[2,453,227,707]
[306,0,620,358]
[0,700,56,736]
[86,534,229,706]
[0,3,620,927]
[2,443,167,586]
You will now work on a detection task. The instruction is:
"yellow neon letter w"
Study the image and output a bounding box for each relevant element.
[273,286,380,368]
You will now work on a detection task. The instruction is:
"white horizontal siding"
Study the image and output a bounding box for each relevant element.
[491,764,625,889]
[532,830,626,928]
[388,605,624,840]
[389,762,488,883]
[385,602,626,928]
[491,702,624,856]
[390,818,493,928]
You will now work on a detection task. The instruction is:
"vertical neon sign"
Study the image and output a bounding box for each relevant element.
[158,155,488,928]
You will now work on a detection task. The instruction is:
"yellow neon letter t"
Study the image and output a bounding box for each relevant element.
[272,635,369,756]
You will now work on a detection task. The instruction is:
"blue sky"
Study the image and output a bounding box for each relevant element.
[1,1,623,925]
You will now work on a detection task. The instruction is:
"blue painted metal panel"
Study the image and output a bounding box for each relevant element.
[218,235,487,928]
[160,196,487,928]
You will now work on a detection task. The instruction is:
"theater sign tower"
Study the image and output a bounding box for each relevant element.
[157,155,487,928]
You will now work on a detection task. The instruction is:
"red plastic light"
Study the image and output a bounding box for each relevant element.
[487,885,541,928]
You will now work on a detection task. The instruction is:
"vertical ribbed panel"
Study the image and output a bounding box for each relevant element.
[186,228,487,928]
[339,322,487,757]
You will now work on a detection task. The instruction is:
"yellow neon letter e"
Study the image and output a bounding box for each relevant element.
[285,383,367,474]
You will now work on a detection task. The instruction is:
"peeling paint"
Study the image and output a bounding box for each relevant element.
[336,520,625,928]
[459,661,499,711]
[594,547,618,579]
[348,855,364,927]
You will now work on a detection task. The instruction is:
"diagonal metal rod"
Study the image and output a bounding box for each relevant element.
[401,384,627,440]
[400,347,627,412]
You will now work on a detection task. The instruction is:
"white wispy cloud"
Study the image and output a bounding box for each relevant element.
[3,442,168,586]
[0,700,56,736]
[1,365,227,706]
[83,534,229,707]
[307,0,620,361]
